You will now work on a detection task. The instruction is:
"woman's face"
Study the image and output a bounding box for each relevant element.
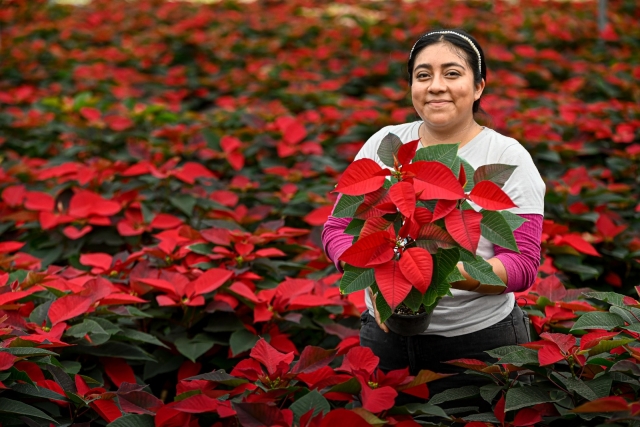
[411,42,484,131]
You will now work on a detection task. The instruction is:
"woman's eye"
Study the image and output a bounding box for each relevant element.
[417,73,430,78]
[446,71,461,77]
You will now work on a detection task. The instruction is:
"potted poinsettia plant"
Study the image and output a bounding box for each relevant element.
[335,133,525,335]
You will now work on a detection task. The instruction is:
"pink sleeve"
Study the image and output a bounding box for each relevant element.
[493,213,543,293]
[321,195,353,272]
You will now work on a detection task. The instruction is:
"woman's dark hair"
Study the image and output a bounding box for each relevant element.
[407,29,486,114]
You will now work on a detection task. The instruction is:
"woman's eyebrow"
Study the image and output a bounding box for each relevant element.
[414,62,466,72]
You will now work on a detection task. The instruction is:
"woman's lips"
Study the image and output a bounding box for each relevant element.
[426,101,451,107]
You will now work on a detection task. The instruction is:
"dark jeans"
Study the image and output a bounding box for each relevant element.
[360,304,531,401]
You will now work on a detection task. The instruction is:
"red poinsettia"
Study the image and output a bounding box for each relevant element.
[336,134,519,315]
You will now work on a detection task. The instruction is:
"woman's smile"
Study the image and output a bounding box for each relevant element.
[426,100,452,107]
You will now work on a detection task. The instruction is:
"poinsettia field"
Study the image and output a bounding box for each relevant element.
[1,0,639,425]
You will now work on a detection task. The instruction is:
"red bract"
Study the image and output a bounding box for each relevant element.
[75,374,122,423]
[403,161,465,200]
[522,332,585,366]
[374,259,413,311]
[398,247,433,294]
[339,230,395,268]
[136,267,232,306]
[334,159,390,195]
[468,181,517,210]
[444,208,483,254]
[389,181,416,218]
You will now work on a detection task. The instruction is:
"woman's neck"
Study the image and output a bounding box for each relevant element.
[418,119,483,149]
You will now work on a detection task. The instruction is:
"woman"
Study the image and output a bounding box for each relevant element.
[321,29,545,397]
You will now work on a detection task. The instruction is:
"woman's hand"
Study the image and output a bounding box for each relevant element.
[367,288,389,333]
[450,259,507,295]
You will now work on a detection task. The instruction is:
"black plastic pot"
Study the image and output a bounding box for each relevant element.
[384,310,434,336]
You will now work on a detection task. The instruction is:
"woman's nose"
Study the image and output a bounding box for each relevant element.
[428,75,447,93]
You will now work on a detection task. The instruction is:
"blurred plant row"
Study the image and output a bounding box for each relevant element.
[0,0,639,425]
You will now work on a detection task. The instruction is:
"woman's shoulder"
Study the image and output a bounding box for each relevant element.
[477,128,533,161]
[367,121,421,144]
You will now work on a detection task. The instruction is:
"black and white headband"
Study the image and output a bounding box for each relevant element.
[409,31,482,74]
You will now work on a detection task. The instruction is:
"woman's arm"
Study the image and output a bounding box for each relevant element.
[321,196,353,272]
[450,213,543,294]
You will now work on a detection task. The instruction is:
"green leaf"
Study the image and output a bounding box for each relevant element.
[92,318,121,335]
[28,300,52,325]
[570,312,625,331]
[143,350,183,381]
[333,195,364,218]
[422,248,459,306]
[460,158,475,192]
[187,243,214,255]
[66,319,110,345]
[8,367,35,385]
[429,385,479,405]
[107,414,154,427]
[169,194,196,216]
[413,144,458,168]
[623,323,640,333]
[434,247,460,285]
[403,287,423,312]
[372,284,392,324]
[480,211,519,252]
[0,398,57,423]
[340,266,375,295]
[117,328,169,348]
[377,132,403,168]
[402,403,449,418]
[490,348,539,365]
[500,211,527,231]
[65,390,88,406]
[473,164,517,188]
[185,370,248,387]
[8,270,28,285]
[72,342,156,361]
[175,333,215,362]
[586,338,635,356]
[46,365,76,393]
[202,128,221,151]
[120,306,153,318]
[485,345,527,357]
[229,329,259,357]
[422,286,439,308]
[289,390,330,422]
[72,91,93,110]
[583,292,627,307]
[587,357,614,368]
[586,375,612,399]
[479,383,502,404]
[0,348,58,357]
[553,256,600,281]
[10,383,68,402]
[462,255,505,286]
[552,373,598,401]
[327,377,360,394]
[344,218,365,236]
[446,267,465,283]
[463,413,500,423]
[505,387,556,411]
[204,313,245,332]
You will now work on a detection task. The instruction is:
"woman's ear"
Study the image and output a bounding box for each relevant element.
[474,78,486,100]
